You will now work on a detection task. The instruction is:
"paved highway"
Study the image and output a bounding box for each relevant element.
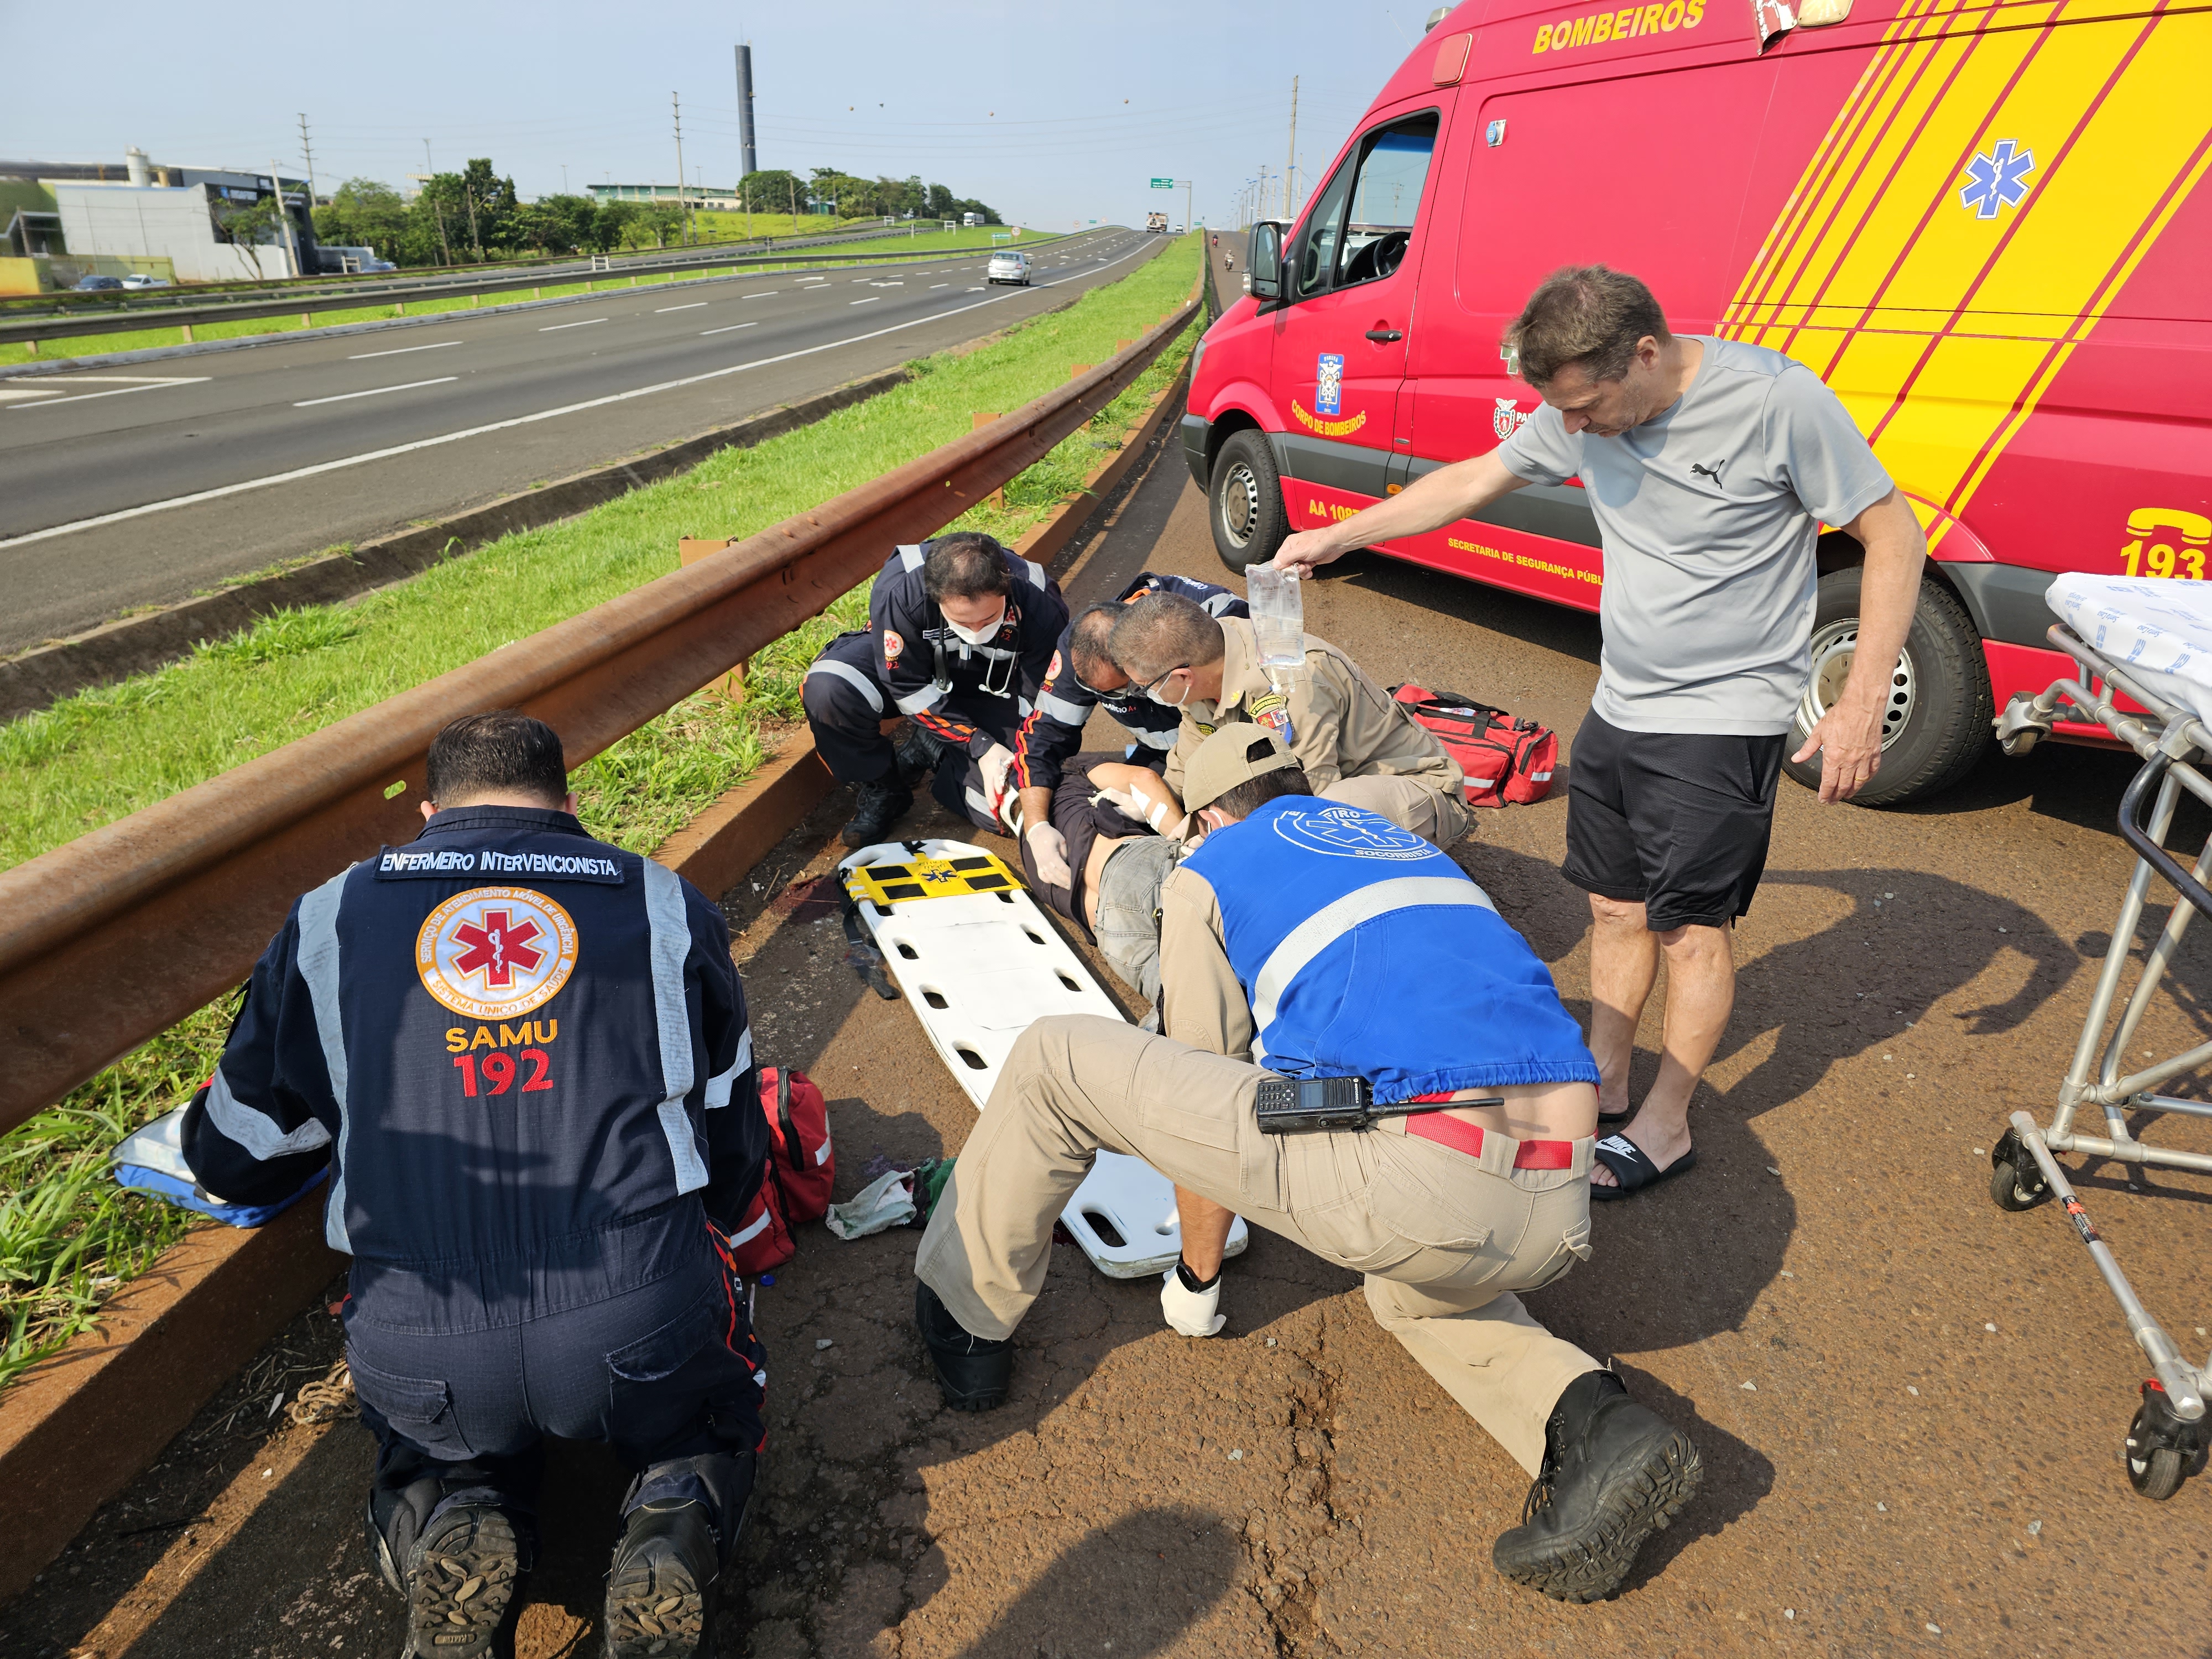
[0,228,1156,656]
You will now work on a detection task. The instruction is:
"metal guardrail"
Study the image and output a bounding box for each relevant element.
[0,229,1083,347]
[0,293,1200,1133]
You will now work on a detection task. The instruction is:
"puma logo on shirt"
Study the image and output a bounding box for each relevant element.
[1689,460,1728,482]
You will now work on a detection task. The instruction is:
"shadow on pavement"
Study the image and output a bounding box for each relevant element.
[921,1505,1243,1659]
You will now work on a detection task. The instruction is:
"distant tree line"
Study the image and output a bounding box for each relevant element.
[312,157,1003,268]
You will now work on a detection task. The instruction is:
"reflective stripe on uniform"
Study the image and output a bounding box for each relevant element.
[1201,591,1238,615]
[1128,723,1178,750]
[805,658,884,713]
[895,681,946,716]
[1021,557,1047,590]
[1250,877,1498,1041]
[1035,690,1089,727]
[641,860,711,1194]
[896,544,926,572]
[705,1027,754,1108]
[295,870,354,1252]
[205,1062,332,1160]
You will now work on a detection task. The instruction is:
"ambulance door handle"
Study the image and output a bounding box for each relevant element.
[1364,328,1404,343]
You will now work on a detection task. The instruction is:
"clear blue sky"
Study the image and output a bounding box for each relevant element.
[0,2,1437,229]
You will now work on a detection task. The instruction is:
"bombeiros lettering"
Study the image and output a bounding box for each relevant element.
[1533,0,1703,51]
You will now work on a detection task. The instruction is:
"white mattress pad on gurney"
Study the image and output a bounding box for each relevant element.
[2047,573,2212,726]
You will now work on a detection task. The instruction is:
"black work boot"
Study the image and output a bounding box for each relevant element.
[603,1500,719,1659]
[894,723,946,789]
[915,1280,1011,1411]
[841,779,914,848]
[401,1502,523,1657]
[1491,1370,1702,1602]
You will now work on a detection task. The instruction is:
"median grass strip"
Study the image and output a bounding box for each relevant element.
[0,226,1066,368]
[0,235,1198,1389]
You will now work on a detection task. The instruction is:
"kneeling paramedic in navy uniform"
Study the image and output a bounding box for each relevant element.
[180,712,766,1659]
[911,726,1702,1604]
[800,532,1066,848]
[1008,572,1246,890]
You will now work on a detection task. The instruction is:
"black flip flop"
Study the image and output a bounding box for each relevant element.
[1589,1133,1697,1202]
[1597,1108,1633,1130]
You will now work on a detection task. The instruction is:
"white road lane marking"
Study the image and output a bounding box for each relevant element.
[293,376,458,408]
[741,291,779,299]
[0,236,1155,549]
[10,375,211,410]
[849,297,880,305]
[539,317,608,331]
[348,340,463,360]
[930,283,950,289]
[701,323,757,335]
[655,302,708,313]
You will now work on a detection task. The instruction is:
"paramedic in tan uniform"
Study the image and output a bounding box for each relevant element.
[911,726,1700,1604]
[1107,589,1473,848]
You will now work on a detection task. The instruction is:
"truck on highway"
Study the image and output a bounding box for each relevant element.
[962,212,983,228]
[1181,0,2212,806]
[1147,211,1170,234]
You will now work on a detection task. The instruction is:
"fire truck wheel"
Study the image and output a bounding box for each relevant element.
[1208,429,1287,572]
[1782,566,1992,807]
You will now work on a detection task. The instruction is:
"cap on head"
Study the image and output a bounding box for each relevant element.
[1183,723,1297,813]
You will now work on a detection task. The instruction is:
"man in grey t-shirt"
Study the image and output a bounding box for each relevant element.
[1273,265,1926,1200]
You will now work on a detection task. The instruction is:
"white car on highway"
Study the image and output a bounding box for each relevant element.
[985,251,1032,286]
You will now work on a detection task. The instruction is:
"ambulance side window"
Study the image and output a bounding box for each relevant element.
[1292,113,1439,302]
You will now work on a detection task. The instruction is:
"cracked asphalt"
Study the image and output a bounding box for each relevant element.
[6,332,2211,1658]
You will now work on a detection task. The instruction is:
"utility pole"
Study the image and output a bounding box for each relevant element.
[1284,77,1298,221]
[269,159,301,278]
[672,91,690,246]
[423,139,433,176]
[561,164,569,194]
[1185,177,1193,234]
[297,114,318,209]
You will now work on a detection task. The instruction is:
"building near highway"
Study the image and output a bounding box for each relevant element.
[0,153,316,291]
[589,181,745,212]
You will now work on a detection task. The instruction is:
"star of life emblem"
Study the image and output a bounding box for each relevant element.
[416,886,579,1019]
[1960,140,2033,220]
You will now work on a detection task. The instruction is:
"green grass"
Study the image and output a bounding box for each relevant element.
[0,228,1076,369]
[0,234,1199,1389]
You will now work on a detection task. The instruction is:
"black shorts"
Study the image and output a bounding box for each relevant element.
[1561,709,1785,932]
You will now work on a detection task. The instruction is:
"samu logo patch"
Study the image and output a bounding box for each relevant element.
[416,887,578,1020]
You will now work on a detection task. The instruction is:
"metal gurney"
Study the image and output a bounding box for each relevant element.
[1991,573,2212,1501]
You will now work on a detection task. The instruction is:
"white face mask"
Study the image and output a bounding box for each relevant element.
[945,606,1006,647]
[1145,671,1190,708]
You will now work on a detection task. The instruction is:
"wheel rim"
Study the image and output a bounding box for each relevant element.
[1798,617,1916,750]
[1218,459,1262,549]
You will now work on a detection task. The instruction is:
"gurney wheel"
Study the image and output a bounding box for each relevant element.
[2125,1406,2189,1501]
[1988,1129,2051,1212]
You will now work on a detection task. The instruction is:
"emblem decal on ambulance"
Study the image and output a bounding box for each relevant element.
[1493,399,1532,440]
[1960,140,2033,220]
[416,886,580,1020]
[1272,806,1434,862]
[1315,353,1344,417]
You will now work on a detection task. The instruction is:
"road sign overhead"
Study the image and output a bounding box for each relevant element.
[1150,178,1174,187]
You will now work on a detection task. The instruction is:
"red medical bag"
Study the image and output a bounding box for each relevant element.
[1392,685,1559,808]
[725,1066,835,1275]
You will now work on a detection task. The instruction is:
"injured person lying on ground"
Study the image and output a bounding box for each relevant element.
[913,724,1703,1604]
[1009,749,1194,1008]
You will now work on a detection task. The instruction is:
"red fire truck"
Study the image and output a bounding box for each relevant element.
[1181,0,2211,803]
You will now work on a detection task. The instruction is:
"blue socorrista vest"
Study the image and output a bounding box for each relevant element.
[1181,797,1599,1100]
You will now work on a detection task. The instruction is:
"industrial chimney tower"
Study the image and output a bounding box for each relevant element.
[734,44,758,178]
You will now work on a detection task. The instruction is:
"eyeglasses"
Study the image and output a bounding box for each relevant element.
[1132,664,1190,697]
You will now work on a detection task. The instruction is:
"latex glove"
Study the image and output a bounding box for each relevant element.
[1160,1266,1225,1338]
[978,743,1015,813]
[1025,822,1073,889]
